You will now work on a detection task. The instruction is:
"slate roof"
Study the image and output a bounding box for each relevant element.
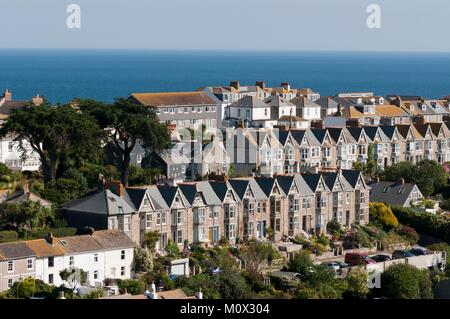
[341,170,362,188]
[290,130,306,145]
[194,181,222,206]
[275,175,295,195]
[277,131,290,146]
[209,181,231,202]
[64,190,136,216]
[157,186,179,207]
[125,187,147,210]
[253,177,281,197]
[346,127,364,141]
[146,185,170,210]
[290,96,321,109]
[327,127,343,143]
[380,125,396,139]
[368,181,420,206]
[301,174,322,192]
[228,178,267,201]
[295,174,315,196]
[5,191,52,207]
[229,96,269,108]
[264,95,294,108]
[310,128,327,143]
[0,242,36,260]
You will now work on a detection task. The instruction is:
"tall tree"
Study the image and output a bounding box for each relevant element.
[0,103,104,186]
[81,98,170,186]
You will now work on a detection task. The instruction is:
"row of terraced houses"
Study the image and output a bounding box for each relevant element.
[63,171,369,249]
[224,122,450,177]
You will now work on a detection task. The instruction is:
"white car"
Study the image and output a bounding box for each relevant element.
[327,262,340,271]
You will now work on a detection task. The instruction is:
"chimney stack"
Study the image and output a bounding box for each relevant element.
[3,89,12,102]
[400,178,404,184]
[230,81,240,91]
[45,233,54,246]
[104,179,125,197]
[255,81,266,90]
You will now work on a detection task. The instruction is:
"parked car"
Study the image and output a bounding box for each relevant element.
[392,250,415,259]
[345,252,373,266]
[326,262,340,270]
[409,247,428,256]
[371,254,392,263]
[208,266,222,275]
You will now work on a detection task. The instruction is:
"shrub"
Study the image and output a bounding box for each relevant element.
[369,202,398,229]
[117,279,146,295]
[316,234,330,247]
[327,220,342,234]
[0,230,19,243]
[287,250,313,276]
[381,264,433,299]
[51,227,77,237]
[396,225,419,245]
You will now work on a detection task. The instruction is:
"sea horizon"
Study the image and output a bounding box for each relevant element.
[1,49,450,103]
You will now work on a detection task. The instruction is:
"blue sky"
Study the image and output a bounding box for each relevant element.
[0,0,448,52]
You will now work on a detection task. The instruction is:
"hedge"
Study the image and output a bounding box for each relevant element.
[392,206,450,243]
[0,230,19,243]
[50,227,78,237]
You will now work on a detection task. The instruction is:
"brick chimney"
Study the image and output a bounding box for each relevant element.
[230,81,240,91]
[255,81,266,90]
[104,179,125,197]
[3,89,12,102]
[32,94,44,106]
[45,233,54,245]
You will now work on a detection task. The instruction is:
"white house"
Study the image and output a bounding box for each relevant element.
[24,231,135,288]
[226,96,277,128]
[291,96,322,121]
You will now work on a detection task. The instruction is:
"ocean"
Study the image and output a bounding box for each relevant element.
[0,49,450,103]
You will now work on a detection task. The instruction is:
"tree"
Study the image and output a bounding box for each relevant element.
[9,278,54,299]
[383,160,447,197]
[81,98,170,186]
[369,202,398,229]
[134,246,153,273]
[0,104,103,186]
[117,279,146,295]
[287,250,314,277]
[344,267,369,299]
[381,264,433,299]
[59,267,87,297]
[239,240,279,275]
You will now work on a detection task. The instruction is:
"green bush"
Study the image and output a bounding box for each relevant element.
[381,264,433,299]
[0,230,19,243]
[369,202,399,229]
[117,279,146,295]
[51,227,77,237]
[316,234,330,247]
[392,206,450,243]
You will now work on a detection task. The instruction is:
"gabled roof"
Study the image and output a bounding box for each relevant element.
[290,130,306,145]
[341,170,362,188]
[228,178,267,201]
[301,174,325,192]
[380,125,396,139]
[146,185,170,210]
[277,131,291,146]
[321,172,353,191]
[368,181,421,207]
[58,234,104,254]
[209,181,238,202]
[0,241,36,260]
[264,95,294,108]
[253,177,285,197]
[179,182,222,206]
[327,127,343,143]
[157,186,179,207]
[275,175,295,195]
[310,128,328,144]
[346,127,364,142]
[125,188,148,211]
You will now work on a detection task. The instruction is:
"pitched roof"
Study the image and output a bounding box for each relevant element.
[275,175,295,195]
[380,125,396,139]
[91,230,135,250]
[157,186,179,207]
[301,174,322,192]
[58,234,104,254]
[209,181,231,202]
[0,242,36,260]
[228,178,267,201]
[310,128,328,143]
[253,177,279,197]
[368,181,420,206]
[229,96,269,108]
[290,96,321,109]
[264,95,294,108]
[290,130,306,145]
[146,185,170,210]
[5,191,52,207]
[64,190,136,216]
[346,127,364,141]
[129,92,217,107]
[26,238,66,258]
[125,188,147,210]
[341,170,362,188]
